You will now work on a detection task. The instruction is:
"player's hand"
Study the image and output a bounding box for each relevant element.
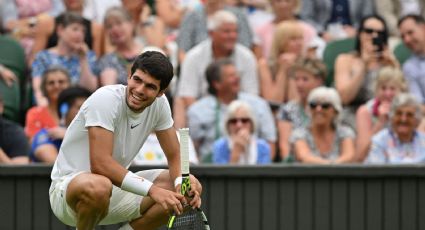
[148,185,185,215]
[187,174,202,209]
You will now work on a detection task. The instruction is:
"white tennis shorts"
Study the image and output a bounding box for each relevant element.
[49,169,164,226]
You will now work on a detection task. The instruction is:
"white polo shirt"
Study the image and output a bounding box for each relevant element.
[51,85,173,181]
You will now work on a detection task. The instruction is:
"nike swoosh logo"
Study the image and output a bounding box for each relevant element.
[131,123,141,129]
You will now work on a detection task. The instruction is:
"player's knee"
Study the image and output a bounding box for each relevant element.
[79,177,112,207]
[153,170,173,190]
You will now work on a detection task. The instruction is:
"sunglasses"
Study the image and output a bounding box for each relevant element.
[228,117,251,124]
[362,28,385,35]
[309,102,332,110]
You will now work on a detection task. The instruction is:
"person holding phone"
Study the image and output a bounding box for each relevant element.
[32,12,98,107]
[334,15,399,130]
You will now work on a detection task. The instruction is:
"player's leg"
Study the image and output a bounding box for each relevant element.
[66,173,113,230]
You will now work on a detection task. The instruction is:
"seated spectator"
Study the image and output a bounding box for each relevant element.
[31,12,98,106]
[213,100,271,164]
[187,59,276,163]
[25,67,70,142]
[155,0,202,30]
[290,87,356,164]
[300,0,374,42]
[277,58,326,161]
[365,93,425,164]
[375,0,425,37]
[98,6,143,86]
[1,0,64,63]
[255,0,318,59]
[177,0,253,55]
[30,86,91,163]
[334,15,398,130]
[173,10,258,128]
[133,131,199,165]
[398,15,425,108]
[258,20,305,105]
[0,94,29,164]
[32,0,104,61]
[355,66,407,162]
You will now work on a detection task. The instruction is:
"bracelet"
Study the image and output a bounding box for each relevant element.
[174,176,182,187]
[121,171,153,196]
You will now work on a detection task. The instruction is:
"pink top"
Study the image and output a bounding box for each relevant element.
[255,20,317,59]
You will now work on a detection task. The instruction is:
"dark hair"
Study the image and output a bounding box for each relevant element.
[41,67,71,97]
[398,14,425,27]
[56,12,86,28]
[355,15,389,54]
[57,87,91,118]
[130,51,174,91]
[205,58,235,95]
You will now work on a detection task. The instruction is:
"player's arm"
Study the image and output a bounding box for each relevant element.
[155,127,181,187]
[156,127,202,208]
[88,126,128,186]
[89,126,185,213]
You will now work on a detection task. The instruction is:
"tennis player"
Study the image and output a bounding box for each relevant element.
[49,51,202,230]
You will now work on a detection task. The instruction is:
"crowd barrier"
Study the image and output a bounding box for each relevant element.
[0,164,424,230]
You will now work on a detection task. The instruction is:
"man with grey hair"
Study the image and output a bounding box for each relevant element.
[365,93,425,164]
[187,59,276,163]
[173,10,259,128]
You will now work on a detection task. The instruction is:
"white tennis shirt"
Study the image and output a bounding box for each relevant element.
[51,85,173,181]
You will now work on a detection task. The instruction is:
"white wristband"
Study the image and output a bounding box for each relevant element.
[174,176,182,187]
[121,171,153,196]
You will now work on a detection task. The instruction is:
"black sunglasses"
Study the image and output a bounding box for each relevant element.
[309,102,332,110]
[228,117,251,124]
[362,28,385,35]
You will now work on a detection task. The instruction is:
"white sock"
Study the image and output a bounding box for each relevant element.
[118,223,134,230]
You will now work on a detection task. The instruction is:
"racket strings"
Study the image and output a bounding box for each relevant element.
[170,209,205,230]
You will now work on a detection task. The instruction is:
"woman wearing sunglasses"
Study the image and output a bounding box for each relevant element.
[277,57,326,162]
[212,100,271,165]
[290,87,356,164]
[334,15,399,130]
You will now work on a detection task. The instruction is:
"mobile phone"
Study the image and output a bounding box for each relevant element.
[372,36,384,52]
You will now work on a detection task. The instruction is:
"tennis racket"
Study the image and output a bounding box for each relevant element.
[167,128,210,230]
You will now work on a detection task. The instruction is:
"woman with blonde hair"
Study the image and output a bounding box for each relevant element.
[356,66,407,162]
[258,20,304,106]
[290,87,356,164]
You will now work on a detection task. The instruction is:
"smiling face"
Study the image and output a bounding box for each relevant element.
[376,81,402,103]
[44,71,71,102]
[308,100,337,127]
[391,105,419,140]
[211,22,238,53]
[399,18,425,55]
[126,69,164,113]
[294,69,323,101]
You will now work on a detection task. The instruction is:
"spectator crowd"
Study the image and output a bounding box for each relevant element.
[1,0,425,165]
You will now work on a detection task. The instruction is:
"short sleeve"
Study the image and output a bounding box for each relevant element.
[82,87,121,132]
[153,95,174,131]
[337,125,356,140]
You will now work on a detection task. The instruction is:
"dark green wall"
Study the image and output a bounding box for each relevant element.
[1,164,424,230]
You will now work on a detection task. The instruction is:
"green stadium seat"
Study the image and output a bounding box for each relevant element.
[0,35,28,123]
[393,42,412,66]
[322,37,356,86]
